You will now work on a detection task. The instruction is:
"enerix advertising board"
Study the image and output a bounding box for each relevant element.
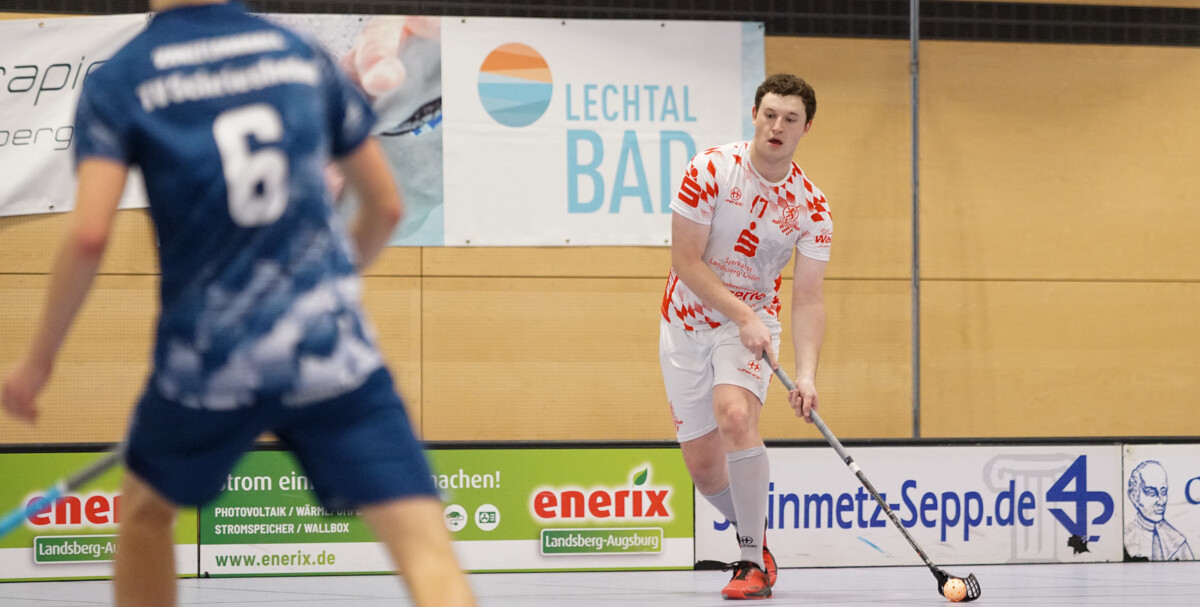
[198,447,693,576]
[0,451,198,581]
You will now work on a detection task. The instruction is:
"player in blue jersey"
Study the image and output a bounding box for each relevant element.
[0,1,475,605]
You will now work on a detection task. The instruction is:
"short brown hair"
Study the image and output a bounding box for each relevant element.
[754,73,816,124]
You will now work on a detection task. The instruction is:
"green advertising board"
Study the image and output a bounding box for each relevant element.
[0,451,198,582]
[197,447,694,576]
[1,446,694,580]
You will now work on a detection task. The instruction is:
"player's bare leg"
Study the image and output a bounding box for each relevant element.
[361,496,476,607]
[680,429,729,495]
[114,472,178,607]
[713,384,764,453]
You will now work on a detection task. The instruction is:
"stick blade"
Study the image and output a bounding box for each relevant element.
[935,569,982,602]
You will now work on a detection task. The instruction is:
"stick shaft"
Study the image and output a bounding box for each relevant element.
[771,367,940,574]
[64,447,125,491]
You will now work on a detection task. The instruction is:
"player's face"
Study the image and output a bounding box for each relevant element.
[1132,467,1169,522]
[751,93,811,165]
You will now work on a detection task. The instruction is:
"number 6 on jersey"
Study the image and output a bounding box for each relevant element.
[213,104,289,227]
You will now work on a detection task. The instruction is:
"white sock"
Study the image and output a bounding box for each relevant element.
[727,446,769,569]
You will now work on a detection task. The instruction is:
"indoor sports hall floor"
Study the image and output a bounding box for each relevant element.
[2,561,1198,606]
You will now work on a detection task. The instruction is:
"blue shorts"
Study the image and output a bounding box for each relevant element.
[124,368,437,508]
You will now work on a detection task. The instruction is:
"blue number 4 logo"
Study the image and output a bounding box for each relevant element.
[1046,455,1114,543]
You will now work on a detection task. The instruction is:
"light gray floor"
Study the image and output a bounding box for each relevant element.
[1,562,1198,606]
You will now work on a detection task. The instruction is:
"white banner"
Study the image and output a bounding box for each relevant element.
[1122,444,1199,561]
[442,18,761,246]
[0,14,148,217]
[1,14,764,247]
[696,445,1124,567]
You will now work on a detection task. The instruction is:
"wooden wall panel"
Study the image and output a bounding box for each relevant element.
[9,25,1196,445]
[0,275,423,443]
[766,278,912,440]
[0,275,156,444]
[921,281,1200,438]
[423,247,670,279]
[363,246,422,277]
[360,276,424,431]
[419,276,910,441]
[921,41,1200,280]
[420,276,667,441]
[766,37,912,281]
[0,210,158,274]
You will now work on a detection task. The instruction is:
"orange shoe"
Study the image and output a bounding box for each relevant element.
[762,541,777,587]
[722,561,772,600]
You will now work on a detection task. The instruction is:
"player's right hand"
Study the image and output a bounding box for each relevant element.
[737,316,775,368]
[1,359,51,423]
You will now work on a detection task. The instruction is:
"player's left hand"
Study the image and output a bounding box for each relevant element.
[1,358,51,423]
[786,375,818,423]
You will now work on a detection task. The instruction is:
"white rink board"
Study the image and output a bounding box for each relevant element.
[1122,444,1200,562]
[696,445,1124,567]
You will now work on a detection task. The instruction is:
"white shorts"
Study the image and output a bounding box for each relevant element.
[659,313,781,443]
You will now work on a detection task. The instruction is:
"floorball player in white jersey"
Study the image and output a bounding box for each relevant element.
[659,73,831,600]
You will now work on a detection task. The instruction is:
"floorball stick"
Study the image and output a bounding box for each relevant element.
[771,366,982,602]
[0,444,126,540]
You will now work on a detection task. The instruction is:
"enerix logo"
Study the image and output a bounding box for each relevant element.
[532,466,671,521]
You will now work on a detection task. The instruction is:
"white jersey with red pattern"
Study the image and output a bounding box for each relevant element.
[661,141,832,331]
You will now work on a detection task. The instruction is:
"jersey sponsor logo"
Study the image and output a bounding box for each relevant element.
[738,364,763,381]
[814,234,831,245]
[136,56,321,112]
[729,289,767,302]
[678,161,719,208]
[734,222,760,257]
[678,173,703,208]
[151,31,288,70]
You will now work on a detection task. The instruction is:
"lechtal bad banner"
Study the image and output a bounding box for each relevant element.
[2,13,765,249]
[696,445,1124,567]
[442,18,762,246]
[0,15,148,217]
[0,451,198,581]
[1122,444,1199,561]
[198,447,693,575]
